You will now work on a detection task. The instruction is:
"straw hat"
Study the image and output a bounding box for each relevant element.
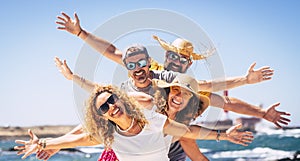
[153,74,210,109]
[153,35,214,60]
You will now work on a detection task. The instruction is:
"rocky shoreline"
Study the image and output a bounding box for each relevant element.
[0,125,76,140]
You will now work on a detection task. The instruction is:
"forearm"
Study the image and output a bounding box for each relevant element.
[199,77,247,92]
[164,119,227,141]
[73,74,96,93]
[223,97,265,118]
[44,133,98,150]
[78,30,123,66]
[179,138,208,161]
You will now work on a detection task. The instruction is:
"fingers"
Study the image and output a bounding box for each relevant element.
[278,120,289,125]
[61,12,71,21]
[14,145,25,150]
[15,140,26,145]
[279,111,291,116]
[271,102,281,108]
[17,149,26,155]
[274,122,282,128]
[263,72,274,77]
[259,66,272,71]
[54,57,63,65]
[280,117,291,122]
[248,62,256,72]
[234,123,243,129]
[28,129,37,140]
[56,21,65,26]
[56,16,66,23]
[74,12,80,23]
[37,151,50,160]
[232,139,249,146]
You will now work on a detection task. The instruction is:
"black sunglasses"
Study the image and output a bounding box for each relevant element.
[96,94,118,115]
[125,59,147,70]
[167,51,190,65]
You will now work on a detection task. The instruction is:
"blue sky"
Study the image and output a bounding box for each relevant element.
[1,1,299,127]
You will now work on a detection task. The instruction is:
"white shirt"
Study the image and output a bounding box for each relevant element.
[112,108,171,161]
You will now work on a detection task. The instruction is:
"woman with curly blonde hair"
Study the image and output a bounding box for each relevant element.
[84,84,148,148]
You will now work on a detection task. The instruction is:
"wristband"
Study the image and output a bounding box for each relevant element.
[77,29,82,37]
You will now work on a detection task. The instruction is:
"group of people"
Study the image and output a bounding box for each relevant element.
[14,12,291,161]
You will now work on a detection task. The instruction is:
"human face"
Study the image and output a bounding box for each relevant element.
[164,51,192,73]
[124,53,151,87]
[95,92,126,121]
[96,94,118,115]
[167,86,193,113]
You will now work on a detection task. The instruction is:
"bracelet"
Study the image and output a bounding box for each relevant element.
[37,139,47,150]
[216,130,220,142]
[77,29,82,37]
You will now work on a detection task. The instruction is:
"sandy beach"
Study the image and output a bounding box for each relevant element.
[0,125,76,140]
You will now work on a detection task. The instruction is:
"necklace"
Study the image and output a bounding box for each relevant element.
[116,118,135,133]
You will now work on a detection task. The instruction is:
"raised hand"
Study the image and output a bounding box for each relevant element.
[263,102,291,128]
[14,129,39,159]
[54,56,73,80]
[56,12,82,36]
[225,124,254,146]
[246,62,274,84]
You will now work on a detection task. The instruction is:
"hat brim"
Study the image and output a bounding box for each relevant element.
[153,35,207,60]
[154,79,210,110]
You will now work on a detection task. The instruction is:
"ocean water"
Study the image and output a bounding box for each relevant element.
[1,128,299,161]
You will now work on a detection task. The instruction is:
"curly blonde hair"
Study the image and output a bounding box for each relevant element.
[154,87,203,125]
[84,84,148,147]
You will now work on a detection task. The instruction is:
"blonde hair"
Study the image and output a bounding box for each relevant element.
[84,84,148,147]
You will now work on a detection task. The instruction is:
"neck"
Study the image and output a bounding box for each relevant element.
[166,110,177,120]
[116,117,135,133]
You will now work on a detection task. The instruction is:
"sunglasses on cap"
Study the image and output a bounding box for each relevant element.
[125,59,148,70]
[167,51,190,65]
[96,94,119,115]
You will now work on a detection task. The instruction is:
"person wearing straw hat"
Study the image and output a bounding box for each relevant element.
[15,84,254,161]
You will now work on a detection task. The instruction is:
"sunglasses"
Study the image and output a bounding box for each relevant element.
[96,94,118,115]
[125,59,147,70]
[167,52,190,65]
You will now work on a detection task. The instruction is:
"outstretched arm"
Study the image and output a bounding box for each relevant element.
[35,124,85,160]
[198,62,274,92]
[15,129,99,160]
[54,57,96,93]
[56,12,123,65]
[163,119,253,146]
[209,93,291,128]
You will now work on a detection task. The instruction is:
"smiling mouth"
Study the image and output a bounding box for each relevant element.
[167,63,181,71]
[172,98,182,105]
[134,70,145,76]
[111,106,120,117]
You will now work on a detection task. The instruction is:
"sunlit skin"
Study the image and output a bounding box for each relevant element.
[164,51,192,73]
[95,92,132,130]
[124,53,152,88]
[166,86,193,119]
